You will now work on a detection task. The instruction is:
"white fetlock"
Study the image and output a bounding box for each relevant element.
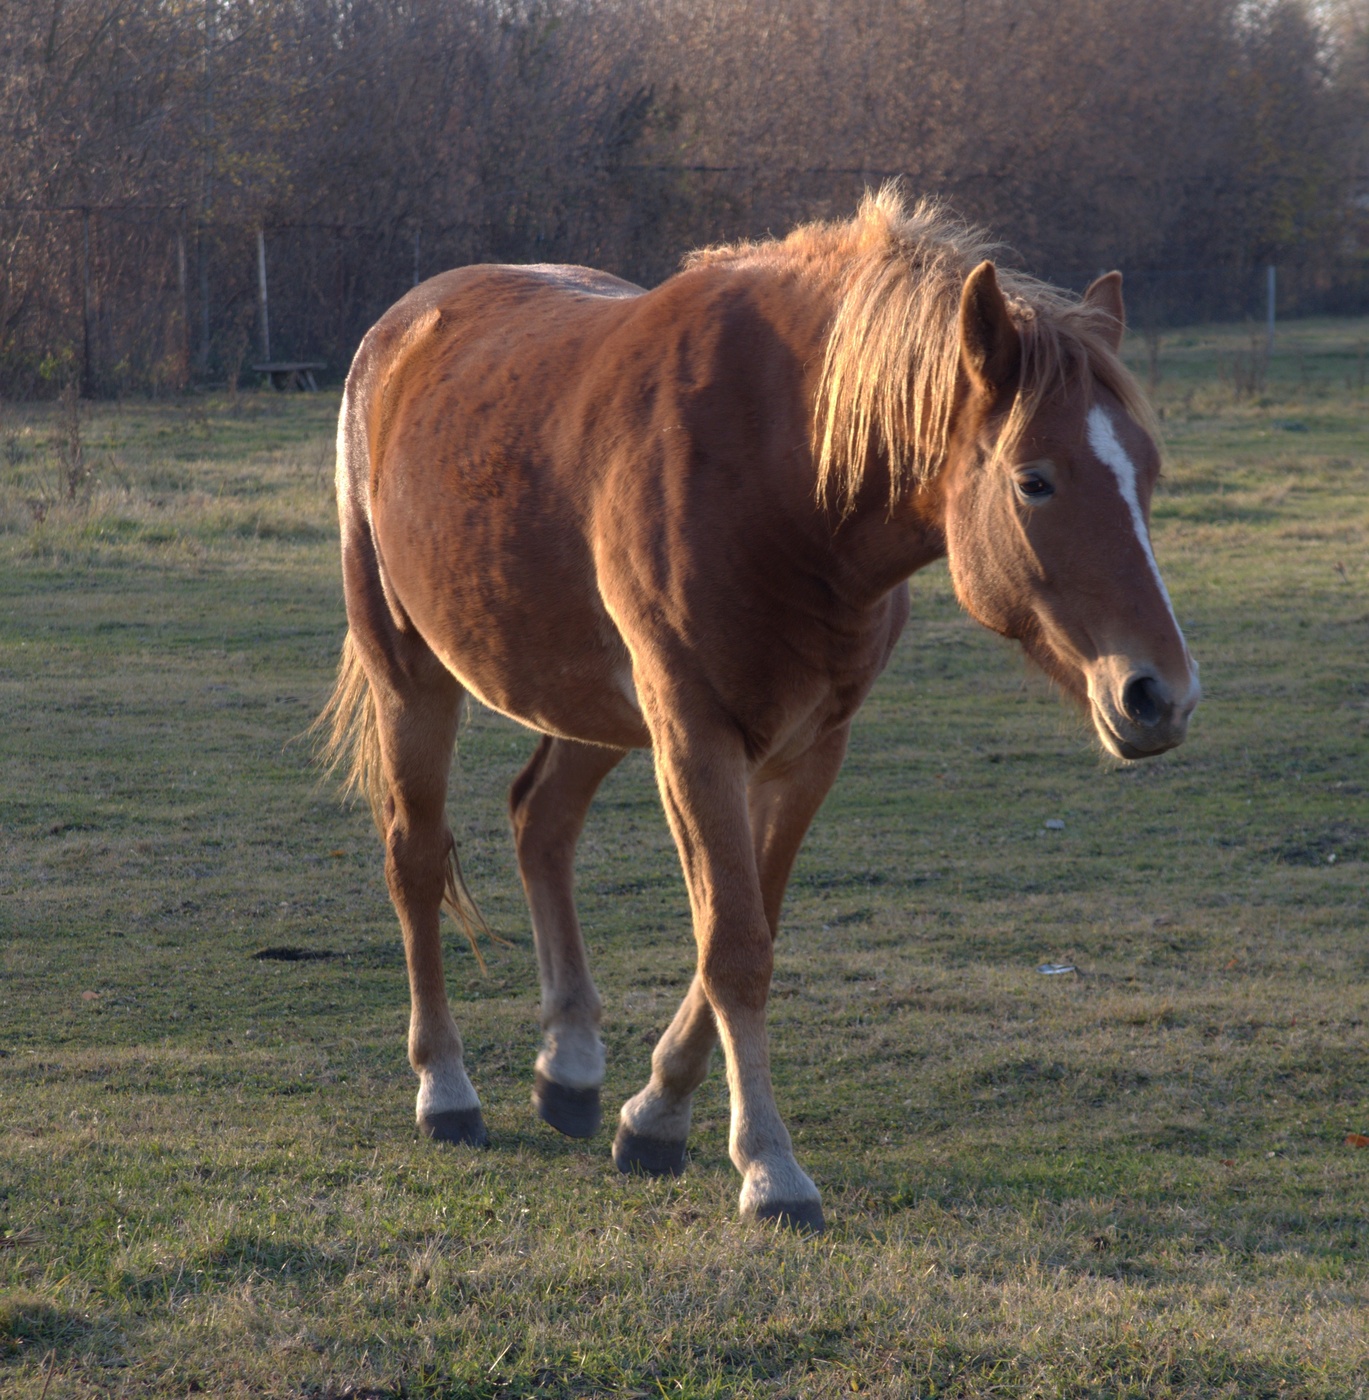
[619,1082,692,1143]
[415,1060,480,1122]
[535,1024,605,1093]
[738,1153,823,1222]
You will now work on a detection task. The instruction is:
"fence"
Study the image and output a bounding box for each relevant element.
[1078,264,1369,331]
[6,201,1369,398]
[0,207,427,399]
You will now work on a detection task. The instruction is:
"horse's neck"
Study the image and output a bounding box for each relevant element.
[816,473,948,606]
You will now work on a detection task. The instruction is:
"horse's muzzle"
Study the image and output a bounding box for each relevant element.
[1091,664,1199,759]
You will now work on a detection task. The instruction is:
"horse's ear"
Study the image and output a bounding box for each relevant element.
[1083,271,1125,352]
[959,261,1020,399]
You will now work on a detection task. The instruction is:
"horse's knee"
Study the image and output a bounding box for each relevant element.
[383,811,450,906]
[699,928,774,1013]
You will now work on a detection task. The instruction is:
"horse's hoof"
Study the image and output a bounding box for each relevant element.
[612,1127,688,1176]
[419,1107,489,1147]
[533,1071,601,1139]
[749,1198,826,1233]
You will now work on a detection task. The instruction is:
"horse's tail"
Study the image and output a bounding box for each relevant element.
[313,628,386,833]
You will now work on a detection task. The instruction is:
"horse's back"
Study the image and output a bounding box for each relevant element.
[335,255,882,758]
[354,262,645,479]
[359,262,642,372]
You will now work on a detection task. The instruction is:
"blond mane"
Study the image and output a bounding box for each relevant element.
[689,185,1156,513]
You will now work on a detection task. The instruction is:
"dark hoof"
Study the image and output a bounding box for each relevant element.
[612,1127,688,1177]
[751,1199,826,1233]
[419,1107,489,1147]
[533,1071,601,1139]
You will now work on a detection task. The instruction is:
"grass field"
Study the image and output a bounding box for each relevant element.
[1,319,1366,1398]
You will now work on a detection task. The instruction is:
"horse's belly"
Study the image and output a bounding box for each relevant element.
[376,514,649,748]
[447,639,649,750]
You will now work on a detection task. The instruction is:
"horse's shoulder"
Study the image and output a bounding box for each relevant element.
[651,256,833,359]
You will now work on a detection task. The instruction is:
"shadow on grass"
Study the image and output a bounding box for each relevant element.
[0,1291,98,1360]
[300,1334,1332,1400]
[189,1232,360,1285]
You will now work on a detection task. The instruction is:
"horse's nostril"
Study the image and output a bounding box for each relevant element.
[1122,674,1163,728]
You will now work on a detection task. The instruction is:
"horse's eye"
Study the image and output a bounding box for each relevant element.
[1015,471,1054,502]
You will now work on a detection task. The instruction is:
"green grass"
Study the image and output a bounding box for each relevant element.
[1,320,1367,1398]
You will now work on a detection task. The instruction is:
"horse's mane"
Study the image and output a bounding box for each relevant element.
[687,184,1156,512]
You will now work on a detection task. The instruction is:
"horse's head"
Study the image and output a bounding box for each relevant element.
[943,262,1199,759]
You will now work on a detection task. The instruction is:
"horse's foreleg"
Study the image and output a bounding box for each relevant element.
[614,724,850,1187]
[749,724,851,938]
[630,717,829,1229]
[510,735,626,1138]
[374,662,485,1145]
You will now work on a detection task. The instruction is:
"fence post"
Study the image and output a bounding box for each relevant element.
[257,227,271,363]
[199,0,216,377]
[1266,264,1276,356]
[197,225,211,375]
[176,217,189,380]
[81,209,94,397]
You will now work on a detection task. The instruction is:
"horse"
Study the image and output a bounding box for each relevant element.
[317,187,1199,1231]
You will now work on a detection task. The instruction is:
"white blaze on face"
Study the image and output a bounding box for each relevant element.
[1085,404,1180,631]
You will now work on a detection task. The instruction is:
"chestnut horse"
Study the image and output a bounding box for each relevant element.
[319,188,1198,1230]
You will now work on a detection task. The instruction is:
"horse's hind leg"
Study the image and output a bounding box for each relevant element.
[509,735,626,1138]
[370,650,487,1145]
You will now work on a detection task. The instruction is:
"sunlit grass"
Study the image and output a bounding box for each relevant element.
[1,325,1367,1396]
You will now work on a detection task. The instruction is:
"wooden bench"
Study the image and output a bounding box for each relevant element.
[252,360,326,391]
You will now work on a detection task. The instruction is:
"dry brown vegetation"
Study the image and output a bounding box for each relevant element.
[2,0,1367,394]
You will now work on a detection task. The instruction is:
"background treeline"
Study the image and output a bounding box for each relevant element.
[3,0,1368,396]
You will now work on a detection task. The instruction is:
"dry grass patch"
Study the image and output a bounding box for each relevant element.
[1,341,1367,1395]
